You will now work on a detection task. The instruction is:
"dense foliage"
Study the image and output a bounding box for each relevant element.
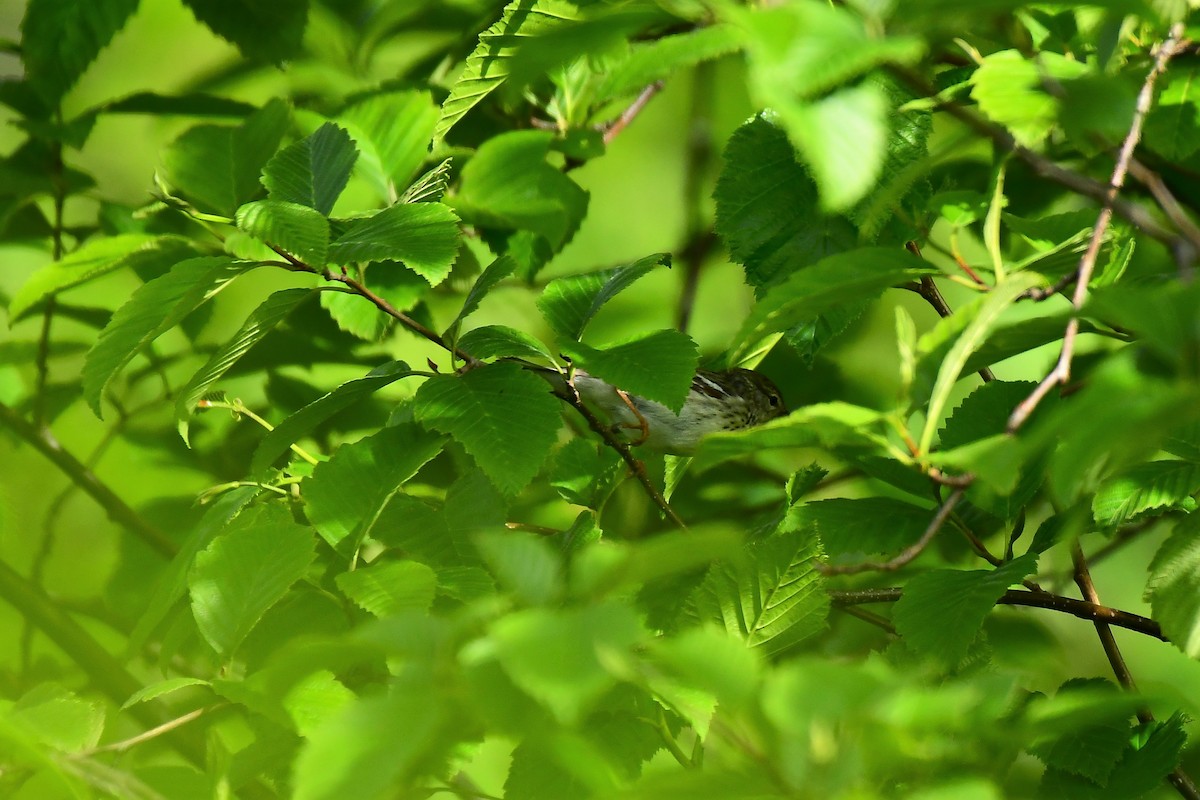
[3,0,1200,797]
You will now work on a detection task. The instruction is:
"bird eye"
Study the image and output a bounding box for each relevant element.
[768,394,780,407]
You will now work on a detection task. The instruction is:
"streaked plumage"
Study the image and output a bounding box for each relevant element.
[571,368,787,455]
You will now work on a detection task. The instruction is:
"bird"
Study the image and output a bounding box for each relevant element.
[563,367,788,455]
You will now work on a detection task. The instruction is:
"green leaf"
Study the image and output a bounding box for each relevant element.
[122,677,212,710]
[251,361,416,473]
[161,99,290,216]
[537,253,670,340]
[730,247,935,364]
[413,363,561,496]
[188,505,317,657]
[180,0,307,64]
[1039,713,1188,799]
[443,254,517,341]
[400,158,452,205]
[454,129,588,249]
[10,684,105,752]
[893,553,1038,664]
[261,122,358,216]
[693,401,895,472]
[320,265,428,341]
[561,330,698,413]
[176,287,318,443]
[8,234,195,322]
[476,530,563,606]
[82,256,249,417]
[340,89,438,199]
[457,324,558,363]
[696,529,829,654]
[235,199,330,265]
[918,272,1045,454]
[1145,64,1200,160]
[550,438,622,509]
[970,50,1089,147]
[780,82,889,212]
[491,602,643,724]
[294,688,444,800]
[434,0,579,143]
[20,0,139,104]
[595,24,743,100]
[327,203,460,284]
[1092,461,1200,528]
[651,627,762,710]
[1145,514,1200,658]
[304,424,446,555]
[796,497,935,558]
[335,560,437,617]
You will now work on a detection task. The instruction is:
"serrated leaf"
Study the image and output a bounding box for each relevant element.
[262,122,358,216]
[335,560,437,617]
[476,530,563,606]
[20,0,139,104]
[304,424,446,555]
[781,82,889,212]
[458,324,558,363]
[10,684,105,752]
[176,287,318,443]
[1145,64,1200,160]
[796,497,935,558]
[1145,514,1200,658]
[251,361,416,473]
[918,272,1045,454]
[696,529,829,654]
[83,256,249,417]
[444,254,517,341]
[729,247,935,364]
[434,0,580,143]
[413,363,561,496]
[339,90,437,200]
[320,265,428,341]
[161,99,290,216]
[188,505,317,656]
[537,253,670,340]
[596,24,742,100]
[9,234,194,322]
[893,553,1038,664]
[491,602,643,724]
[236,199,331,264]
[561,330,697,413]
[399,158,452,204]
[1092,461,1200,528]
[122,678,211,710]
[327,203,460,284]
[454,129,588,249]
[180,0,307,64]
[693,401,895,472]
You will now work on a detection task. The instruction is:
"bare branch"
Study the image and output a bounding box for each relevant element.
[817,488,964,575]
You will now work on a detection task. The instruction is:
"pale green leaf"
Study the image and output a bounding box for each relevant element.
[537,253,670,340]
[1145,514,1200,658]
[188,505,317,656]
[339,90,437,200]
[458,324,558,363]
[10,684,105,752]
[1092,461,1200,527]
[970,50,1089,147]
[122,678,211,710]
[21,0,139,103]
[413,363,561,496]
[335,560,437,617]
[476,530,563,606]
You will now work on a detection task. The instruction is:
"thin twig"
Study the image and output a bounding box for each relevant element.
[903,244,996,382]
[1007,25,1186,434]
[829,586,1164,640]
[504,521,563,536]
[1072,541,1200,800]
[1127,156,1200,273]
[836,604,897,635]
[77,707,214,756]
[602,81,664,145]
[817,488,964,575]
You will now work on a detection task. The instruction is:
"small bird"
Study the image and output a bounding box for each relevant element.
[567,368,788,455]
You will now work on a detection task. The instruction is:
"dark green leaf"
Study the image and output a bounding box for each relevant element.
[893,554,1038,664]
[476,530,563,606]
[413,363,561,496]
[181,0,308,64]
[796,497,934,558]
[561,329,698,413]
[20,0,139,104]
[458,324,558,363]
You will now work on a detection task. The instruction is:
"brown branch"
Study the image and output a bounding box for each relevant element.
[1127,156,1200,273]
[903,244,996,382]
[829,586,1164,640]
[1007,25,1187,434]
[0,402,177,558]
[817,488,963,575]
[602,81,664,145]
